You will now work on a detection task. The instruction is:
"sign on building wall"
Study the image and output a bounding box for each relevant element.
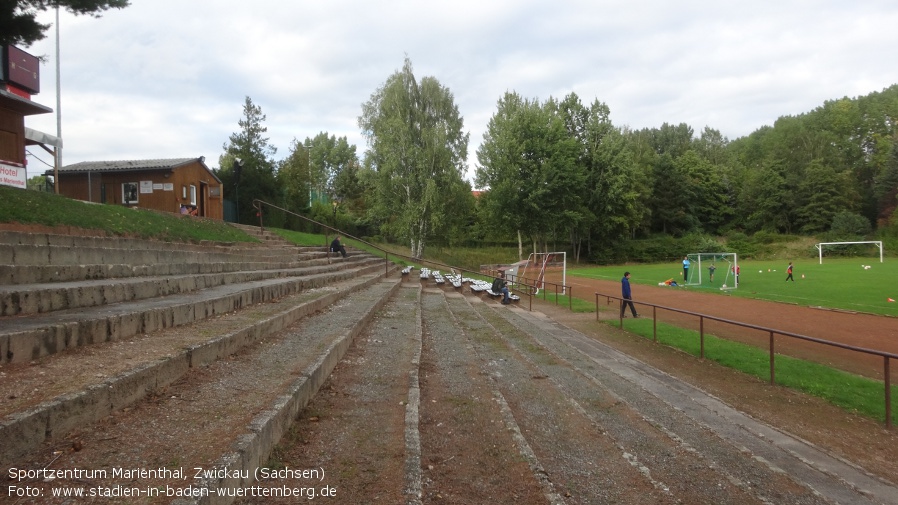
[0,161,26,189]
[139,180,153,194]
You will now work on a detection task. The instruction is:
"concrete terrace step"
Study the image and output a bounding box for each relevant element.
[0,254,380,315]
[0,229,349,286]
[0,257,387,364]
[241,277,898,504]
[240,283,424,503]
[0,257,333,286]
[0,242,300,268]
[469,293,896,505]
[1,278,400,503]
[0,273,396,467]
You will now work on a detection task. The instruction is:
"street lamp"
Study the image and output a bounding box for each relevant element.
[331,197,340,227]
[233,158,243,222]
[303,140,312,207]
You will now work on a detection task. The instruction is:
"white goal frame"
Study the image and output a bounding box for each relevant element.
[815,241,883,264]
[508,252,567,296]
[685,252,738,290]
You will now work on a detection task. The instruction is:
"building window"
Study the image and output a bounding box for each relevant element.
[123,182,138,205]
[189,185,197,205]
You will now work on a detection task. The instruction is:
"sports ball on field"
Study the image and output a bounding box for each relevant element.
[722,284,727,288]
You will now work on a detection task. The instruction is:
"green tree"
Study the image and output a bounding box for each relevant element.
[303,132,359,202]
[476,92,582,258]
[796,160,855,233]
[1,0,129,47]
[677,150,732,233]
[558,93,641,260]
[217,96,279,226]
[829,211,872,240]
[739,162,793,233]
[277,137,312,213]
[358,57,469,258]
[649,153,696,235]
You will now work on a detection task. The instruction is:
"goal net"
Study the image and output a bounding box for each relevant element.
[511,252,567,295]
[685,253,738,290]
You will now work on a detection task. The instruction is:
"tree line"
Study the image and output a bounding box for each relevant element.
[214,58,898,262]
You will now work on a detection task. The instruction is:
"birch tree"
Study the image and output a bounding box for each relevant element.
[359,57,469,258]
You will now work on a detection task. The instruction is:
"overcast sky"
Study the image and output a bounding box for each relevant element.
[21,0,898,185]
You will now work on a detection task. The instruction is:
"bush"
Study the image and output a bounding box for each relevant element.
[828,211,872,241]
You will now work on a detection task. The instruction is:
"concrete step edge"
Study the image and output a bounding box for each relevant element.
[0,262,396,364]
[0,257,384,316]
[181,278,403,503]
[0,272,399,466]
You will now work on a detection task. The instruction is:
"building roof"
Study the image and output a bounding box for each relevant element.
[0,88,52,116]
[59,158,196,173]
[52,157,221,183]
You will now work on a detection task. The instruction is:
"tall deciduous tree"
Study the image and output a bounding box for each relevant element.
[558,93,641,260]
[359,57,469,258]
[303,132,359,202]
[476,92,582,258]
[1,0,129,47]
[277,137,312,211]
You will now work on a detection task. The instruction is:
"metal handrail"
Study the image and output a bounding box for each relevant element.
[251,199,553,310]
[595,292,896,428]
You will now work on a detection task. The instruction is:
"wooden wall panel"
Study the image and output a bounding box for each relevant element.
[55,161,223,220]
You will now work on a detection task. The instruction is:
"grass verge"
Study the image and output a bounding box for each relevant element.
[609,317,896,422]
[0,186,255,243]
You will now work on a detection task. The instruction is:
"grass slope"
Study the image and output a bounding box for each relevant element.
[0,186,256,243]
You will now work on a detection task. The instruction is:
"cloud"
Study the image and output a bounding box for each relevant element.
[19,0,898,184]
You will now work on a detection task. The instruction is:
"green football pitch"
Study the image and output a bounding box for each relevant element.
[569,257,898,317]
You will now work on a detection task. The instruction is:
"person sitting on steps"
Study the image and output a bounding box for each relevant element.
[492,271,511,305]
[330,235,347,258]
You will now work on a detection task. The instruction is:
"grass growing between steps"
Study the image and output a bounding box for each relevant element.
[609,317,897,423]
[0,186,257,243]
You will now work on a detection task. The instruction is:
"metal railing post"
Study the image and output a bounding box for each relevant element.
[700,316,705,359]
[591,289,898,428]
[886,357,892,429]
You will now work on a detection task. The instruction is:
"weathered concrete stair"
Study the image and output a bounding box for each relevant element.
[0,227,398,471]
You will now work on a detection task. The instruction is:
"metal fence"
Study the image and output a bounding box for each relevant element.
[595,292,897,428]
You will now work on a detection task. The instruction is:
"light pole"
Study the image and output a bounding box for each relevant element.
[54,4,62,194]
[331,198,339,228]
[233,158,242,223]
[304,140,312,208]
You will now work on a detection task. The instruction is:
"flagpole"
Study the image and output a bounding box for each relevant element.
[54,2,62,193]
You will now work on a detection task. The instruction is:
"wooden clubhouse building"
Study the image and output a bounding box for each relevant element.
[48,157,224,220]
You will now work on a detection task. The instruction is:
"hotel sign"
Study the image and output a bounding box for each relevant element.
[0,161,26,189]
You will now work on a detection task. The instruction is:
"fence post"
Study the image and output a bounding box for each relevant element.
[569,286,572,311]
[619,299,623,328]
[769,331,776,385]
[595,293,599,321]
[700,316,705,359]
[653,306,657,342]
[886,356,892,429]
